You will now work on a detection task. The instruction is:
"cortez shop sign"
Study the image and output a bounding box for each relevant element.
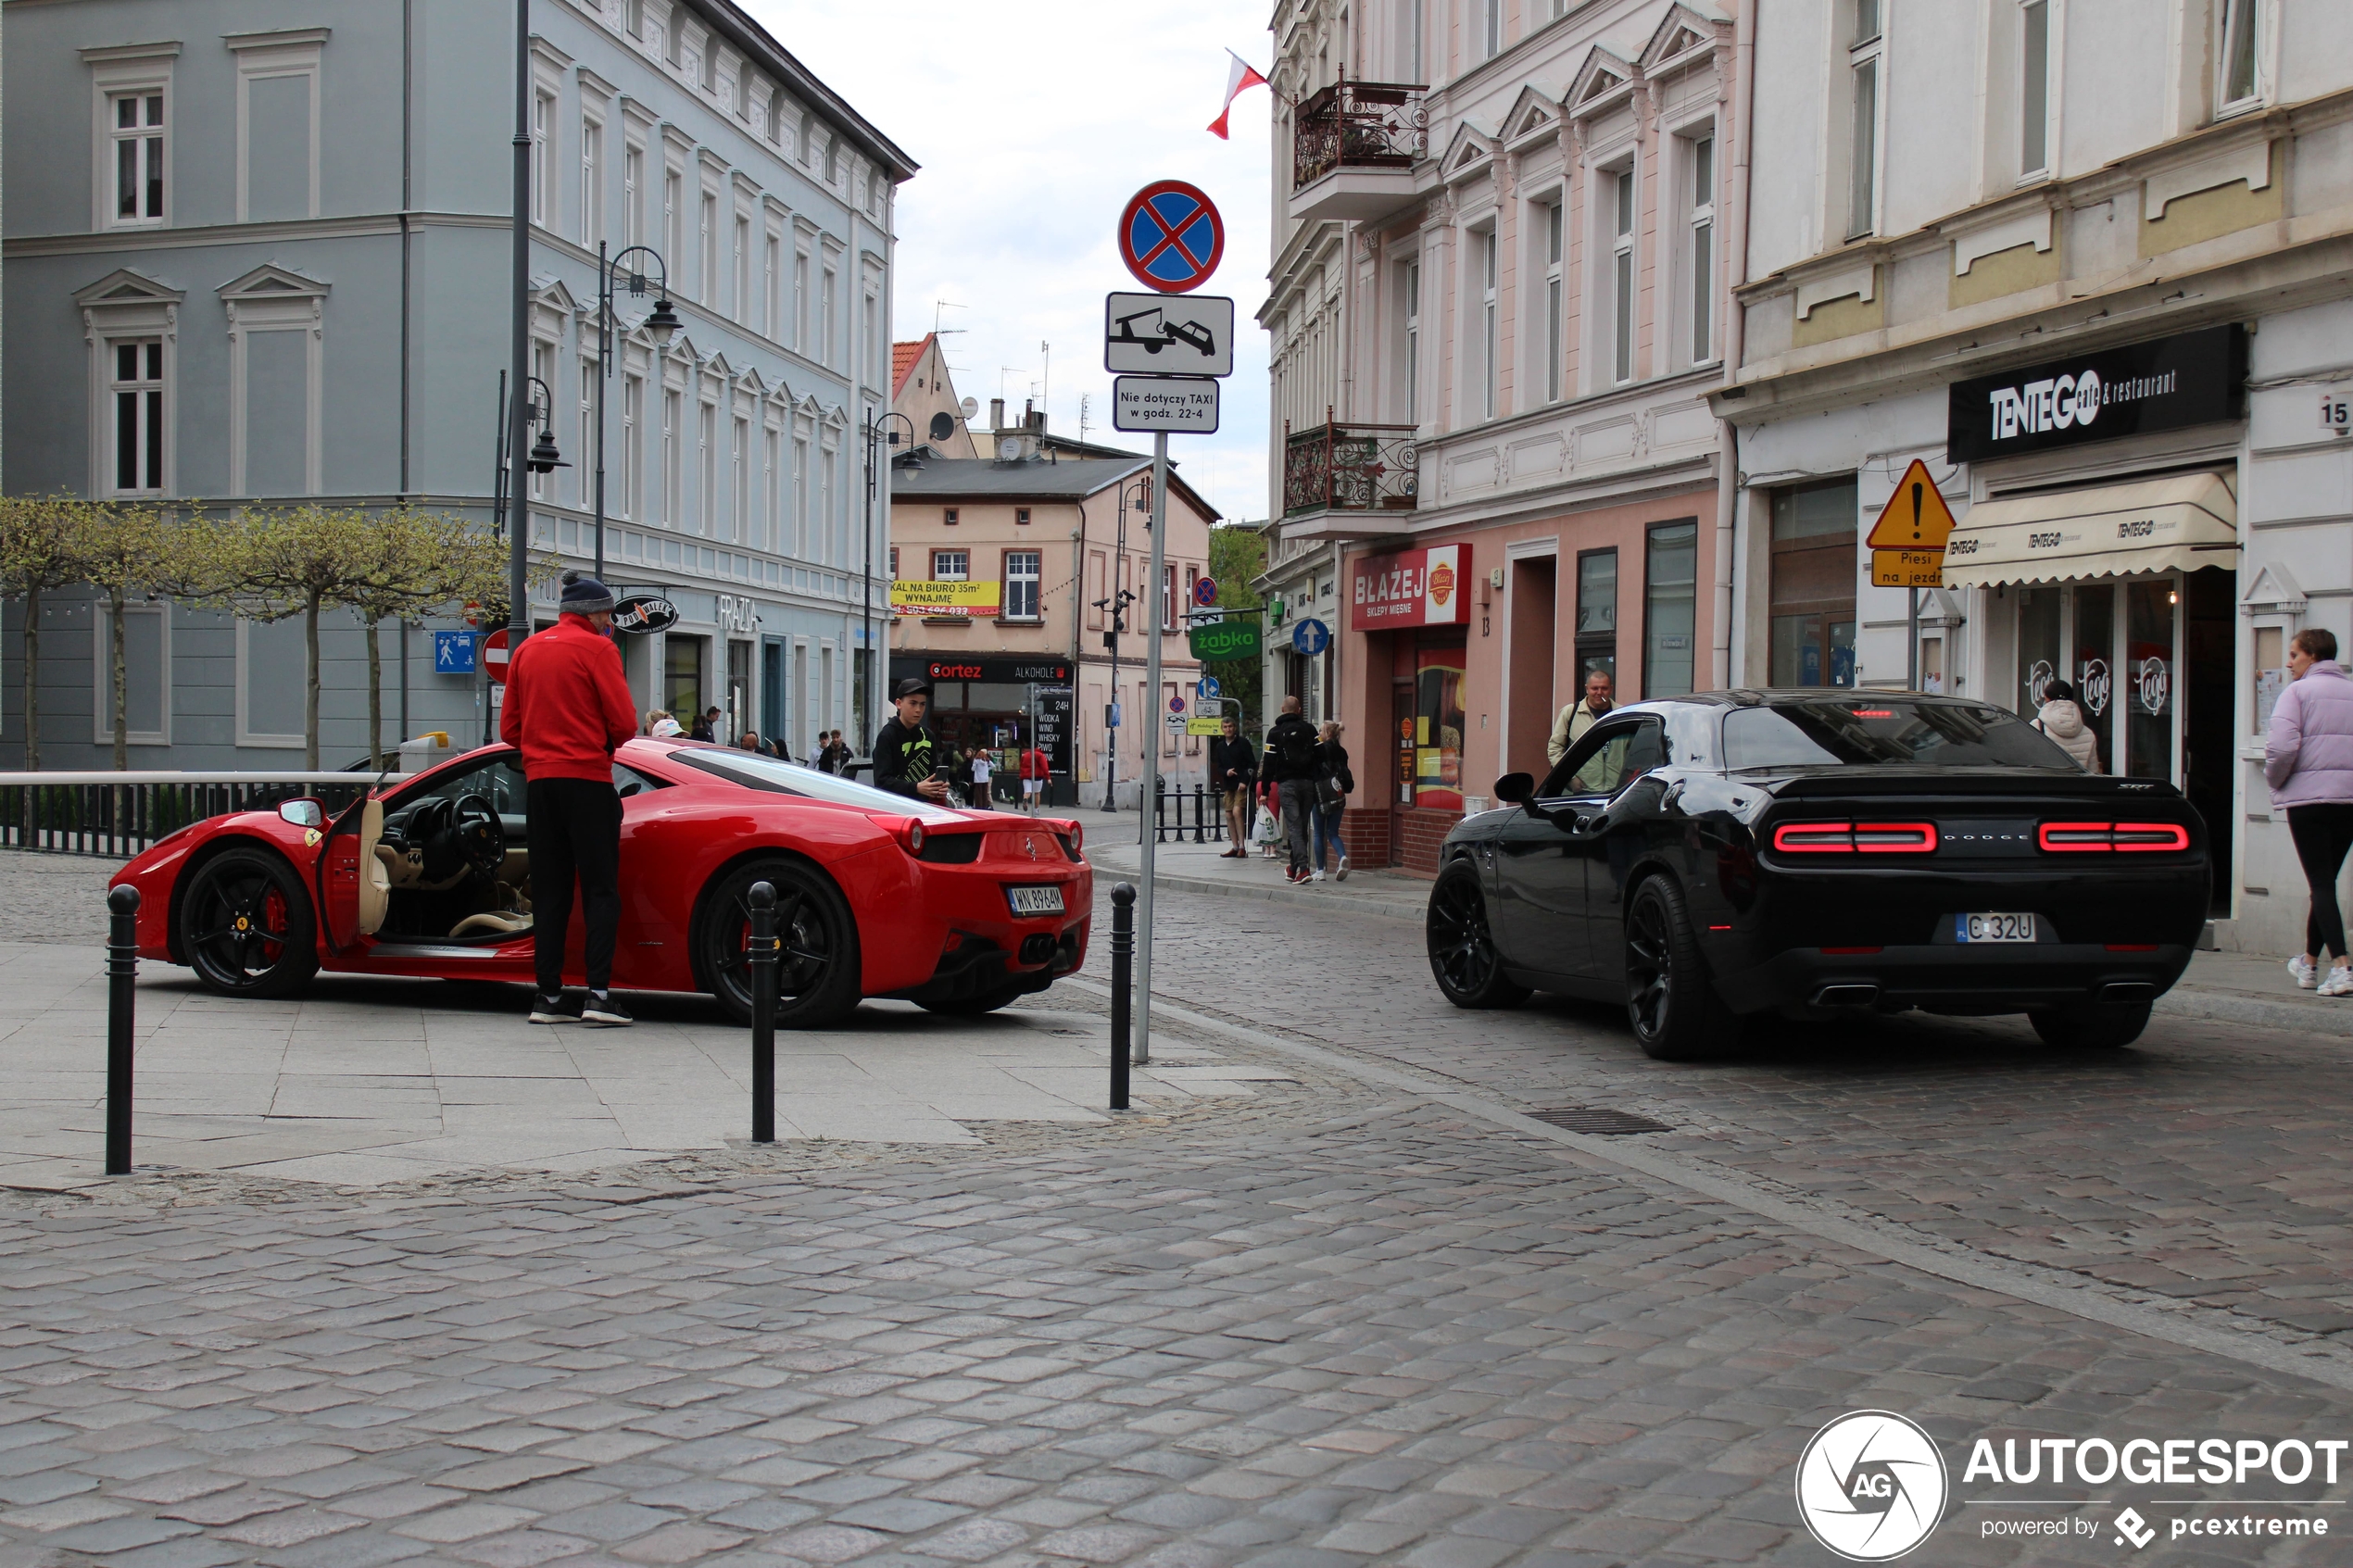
[1352,543,1470,631]
[1795,1409,2340,1562]
[1946,324,2246,463]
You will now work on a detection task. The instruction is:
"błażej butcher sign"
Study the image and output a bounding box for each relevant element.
[1352,544,1469,631]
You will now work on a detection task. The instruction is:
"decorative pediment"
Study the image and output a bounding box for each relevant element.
[702,349,736,381]
[1569,47,1639,117]
[73,268,185,309]
[1641,3,1726,72]
[2241,561,2306,616]
[1440,121,1494,180]
[217,263,328,303]
[664,330,705,363]
[529,275,581,314]
[1502,85,1562,147]
[736,367,770,396]
[822,404,850,429]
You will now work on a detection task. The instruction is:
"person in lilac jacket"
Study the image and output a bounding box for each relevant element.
[2265,628,2353,995]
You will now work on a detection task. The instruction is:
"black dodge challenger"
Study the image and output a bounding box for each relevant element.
[1425,690,2209,1058]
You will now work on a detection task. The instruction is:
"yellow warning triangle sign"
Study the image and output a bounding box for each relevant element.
[1865,458,1958,551]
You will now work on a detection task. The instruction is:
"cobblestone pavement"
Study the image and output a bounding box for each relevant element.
[3,855,2352,1564]
[1086,873,2353,1361]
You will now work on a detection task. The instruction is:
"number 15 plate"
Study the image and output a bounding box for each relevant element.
[1956,912,2035,943]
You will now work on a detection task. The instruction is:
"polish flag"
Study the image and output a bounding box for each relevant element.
[1208,51,1269,139]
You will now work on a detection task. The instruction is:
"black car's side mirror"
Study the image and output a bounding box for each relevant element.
[1493,772,1535,805]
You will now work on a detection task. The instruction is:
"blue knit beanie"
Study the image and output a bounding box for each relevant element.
[560,571,615,615]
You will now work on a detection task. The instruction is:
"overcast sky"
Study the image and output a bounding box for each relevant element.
[740,0,1276,525]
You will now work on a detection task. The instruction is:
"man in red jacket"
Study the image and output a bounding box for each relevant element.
[499,573,640,1027]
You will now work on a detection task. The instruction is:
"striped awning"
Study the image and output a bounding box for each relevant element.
[1942,471,2237,589]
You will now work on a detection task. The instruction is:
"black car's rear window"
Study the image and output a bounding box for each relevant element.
[1724,698,2077,770]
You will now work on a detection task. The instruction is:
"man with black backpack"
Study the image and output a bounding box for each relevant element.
[1264,696,1323,885]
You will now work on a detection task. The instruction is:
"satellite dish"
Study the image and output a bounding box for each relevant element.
[928,411,955,443]
[961,396,979,419]
[997,436,1023,461]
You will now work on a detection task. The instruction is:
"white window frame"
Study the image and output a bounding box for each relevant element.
[532,88,556,225]
[733,213,750,321]
[1846,0,1884,239]
[1608,162,1637,385]
[234,619,306,750]
[227,29,326,224]
[1542,198,1565,402]
[84,273,183,499]
[821,261,838,369]
[579,358,597,508]
[1403,258,1421,426]
[698,397,717,536]
[663,165,685,276]
[932,548,969,581]
[1483,0,1503,60]
[793,241,812,352]
[107,91,167,228]
[1480,227,1500,419]
[793,426,812,557]
[762,229,781,341]
[580,111,605,245]
[1685,129,1718,368]
[623,141,645,246]
[220,265,328,498]
[84,44,178,233]
[762,422,781,553]
[93,602,171,748]
[620,370,642,520]
[732,413,749,542]
[1004,549,1042,622]
[2019,0,2052,180]
[105,336,170,498]
[699,189,719,301]
[662,382,682,525]
[2217,0,2264,117]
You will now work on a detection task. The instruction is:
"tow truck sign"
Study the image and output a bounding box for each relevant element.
[1104,293,1235,378]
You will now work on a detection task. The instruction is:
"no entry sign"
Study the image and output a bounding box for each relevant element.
[483,628,511,684]
[1118,181,1224,295]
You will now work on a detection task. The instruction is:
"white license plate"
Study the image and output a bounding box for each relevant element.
[1957,912,2036,943]
[1007,884,1065,916]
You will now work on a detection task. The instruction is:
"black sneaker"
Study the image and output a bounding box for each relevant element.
[582,992,634,1028]
[529,992,581,1024]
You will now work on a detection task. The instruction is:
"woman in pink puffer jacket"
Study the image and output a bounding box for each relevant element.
[2265,628,2353,994]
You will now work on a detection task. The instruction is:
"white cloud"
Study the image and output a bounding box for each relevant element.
[740,0,1276,524]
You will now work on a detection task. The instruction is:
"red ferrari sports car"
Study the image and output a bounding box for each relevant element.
[107,738,1093,1026]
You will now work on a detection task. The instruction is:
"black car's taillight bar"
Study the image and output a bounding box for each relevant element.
[2036,822,2191,852]
[1770,822,1938,854]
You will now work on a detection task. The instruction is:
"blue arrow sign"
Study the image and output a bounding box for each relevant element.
[1197,675,1221,700]
[1291,619,1330,658]
[433,631,478,675]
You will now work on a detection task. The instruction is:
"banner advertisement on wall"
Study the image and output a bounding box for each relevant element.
[1352,544,1470,631]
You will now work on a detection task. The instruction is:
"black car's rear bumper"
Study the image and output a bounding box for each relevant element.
[1713,942,2196,1016]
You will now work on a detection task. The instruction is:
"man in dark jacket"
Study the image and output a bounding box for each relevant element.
[1209,717,1257,858]
[1264,696,1322,884]
[873,679,950,803]
[500,573,640,1027]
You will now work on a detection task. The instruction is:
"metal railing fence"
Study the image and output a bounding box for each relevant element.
[0,772,376,859]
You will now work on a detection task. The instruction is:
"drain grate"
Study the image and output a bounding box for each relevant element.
[1527,1106,1672,1135]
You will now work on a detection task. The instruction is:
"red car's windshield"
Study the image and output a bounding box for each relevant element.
[663,746,969,820]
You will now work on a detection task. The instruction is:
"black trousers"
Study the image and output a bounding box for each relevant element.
[2288,803,2353,960]
[527,777,622,995]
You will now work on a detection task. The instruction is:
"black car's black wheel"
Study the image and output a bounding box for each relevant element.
[1624,877,1736,1060]
[697,858,862,1028]
[2029,1000,2150,1049]
[178,848,320,998]
[1427,863,1530,1009]
[918,988,1022,1018]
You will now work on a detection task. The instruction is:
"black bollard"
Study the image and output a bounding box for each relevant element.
[1109,883,1135,1110]
[748,881,777,1144]
[105,884,140,1175]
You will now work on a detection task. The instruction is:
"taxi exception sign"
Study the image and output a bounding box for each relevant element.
[1867,458,1958,588]
[1184,717,1225,736]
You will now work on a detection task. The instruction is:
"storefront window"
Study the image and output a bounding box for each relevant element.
[1768,479,1857,687]
[1643,521,1698,696]
[1415,639,1466,812]
[2016,585,2062,716]
[2071,583,2115,773]
[1576,548,1617,689]
[664,636,705,727]
[2125,579,2175,781]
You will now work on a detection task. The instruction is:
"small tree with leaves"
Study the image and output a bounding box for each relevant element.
[78,502,223,772]
[0,495,94,771]
[204,506,390,770]
[339,509,513,766]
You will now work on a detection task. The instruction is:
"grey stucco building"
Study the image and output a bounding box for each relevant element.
[2,0,912,768]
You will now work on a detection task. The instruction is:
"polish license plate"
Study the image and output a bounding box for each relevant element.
[1007,884,1065,917]
[1957,912,2035,943]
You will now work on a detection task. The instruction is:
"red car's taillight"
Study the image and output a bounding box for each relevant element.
[1063,821,1083,854]
[2038,822,2189,852]
[1770,821,1937,854]
[892,819,926,857]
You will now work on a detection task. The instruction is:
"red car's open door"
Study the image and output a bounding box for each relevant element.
[312,794,389,954]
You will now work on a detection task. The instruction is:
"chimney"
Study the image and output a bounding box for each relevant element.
[988,396,1038,463]
[988,397,1005,431]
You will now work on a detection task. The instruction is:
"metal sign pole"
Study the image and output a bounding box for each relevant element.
[1135,430,1168,1069]
[1906,587,1919,691]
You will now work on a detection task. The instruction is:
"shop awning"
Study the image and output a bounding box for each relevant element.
[1941,471,2238,589]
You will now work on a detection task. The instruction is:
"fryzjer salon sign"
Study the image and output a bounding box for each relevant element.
[1352,544,1470,632]
[1947,325,2246,463]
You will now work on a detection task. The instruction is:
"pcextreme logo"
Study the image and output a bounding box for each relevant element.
[1795,1411,1950,1561]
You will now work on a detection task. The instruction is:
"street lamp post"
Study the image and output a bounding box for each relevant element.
[592,244,682,583]
[862,409,916,753]
[507,0,531,647]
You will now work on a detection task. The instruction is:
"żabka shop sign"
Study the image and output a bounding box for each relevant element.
[1353,544,1470,632]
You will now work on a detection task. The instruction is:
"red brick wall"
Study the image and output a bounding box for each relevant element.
[1339,806,1390,869]
[1396,808,1460,877]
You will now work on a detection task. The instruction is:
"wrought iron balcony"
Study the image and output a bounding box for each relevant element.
[1289,79,1428,226]
[1284,420,1417,536]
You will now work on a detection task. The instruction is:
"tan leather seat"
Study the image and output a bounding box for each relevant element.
[450,910,534,938]
[357,798,392,936]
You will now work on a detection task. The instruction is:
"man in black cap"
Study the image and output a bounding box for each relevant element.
[873,678,950,803]
[500,571,639,1026]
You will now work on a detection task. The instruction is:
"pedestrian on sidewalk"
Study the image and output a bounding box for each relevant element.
[1021,743,1051,810]
[1209,716,1257,856]
[969,748,995,810]
[1311,721,1353,882]
[2033,678,2102,771]
[1548,670,1616,767]
[1265,696,1321,884]
[500,572,639,1028]
[2267,628,2353,996]
[874,679,951,804]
